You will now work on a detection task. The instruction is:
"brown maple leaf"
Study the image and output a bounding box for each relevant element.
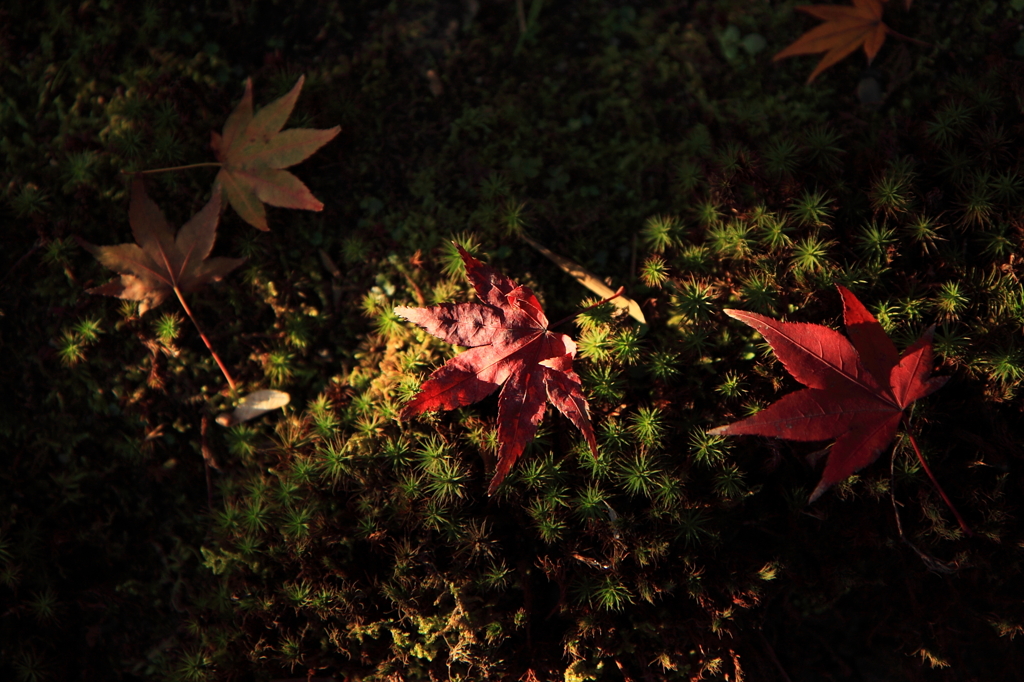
[395,245,599,495]
[78,178,244,388]
[211,75,340,231]
[774,0,889,83]
[78,179,244,314]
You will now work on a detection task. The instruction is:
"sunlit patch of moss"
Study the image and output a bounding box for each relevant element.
[856,221,897,262]
[57,329,86,367]
[640,255,670,288]
[756,213,793,250]
[264,350,296,386]
[441,232,482,278]
[576,325,614,363]
[693,198,722,228]
[671,278,716,323]
[153,313,181,345]
[789,234,834,276]
[788,189,832,228]
[642,214,680,253]
[707,219,753,259]
[674,243,712,273]
[611,327,643,365]
[646,349,680,381]
[689,429,728,467]
[903,215,944,254]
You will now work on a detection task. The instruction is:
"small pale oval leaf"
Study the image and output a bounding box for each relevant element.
[216,389,291,427]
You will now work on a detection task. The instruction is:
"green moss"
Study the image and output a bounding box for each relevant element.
[6,0,1024,680]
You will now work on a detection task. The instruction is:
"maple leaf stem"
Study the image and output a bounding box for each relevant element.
[902,417,972,537]
[130,162,224,175]
[397,267,426,307]
[550,286,625,330]
[172,285,238,393]
[886,28,931,49]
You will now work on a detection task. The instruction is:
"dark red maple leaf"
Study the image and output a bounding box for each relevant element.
[711,285,948,502]
[395,245,598,495]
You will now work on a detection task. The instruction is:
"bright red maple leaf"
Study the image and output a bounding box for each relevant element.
[395,245,598,495]
[711,285,948,502]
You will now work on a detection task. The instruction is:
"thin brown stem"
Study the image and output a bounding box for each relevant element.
[902,416,972,536]
[886,28,931,49]
[515,0,527,34]
[757,632,793,682]
[396,265,426,307]
[550,286,625,330]
[889,448,959,573]
[127,162,223,175]
[201,414,216,510]
[172,285,237,392]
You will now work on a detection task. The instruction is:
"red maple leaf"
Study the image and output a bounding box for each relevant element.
[710,285,948,502]
[395,245,598,495]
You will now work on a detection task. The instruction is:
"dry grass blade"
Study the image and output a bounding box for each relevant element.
[521,233,646,324]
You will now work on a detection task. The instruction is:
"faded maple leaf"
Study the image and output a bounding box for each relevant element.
[211,75,340,231]
[395,244,598,495]
[710,285,948,502]
[78,178,244,388]
[78,179,244,314]
[774,0,889,83]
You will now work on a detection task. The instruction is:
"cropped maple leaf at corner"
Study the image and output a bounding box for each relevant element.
[395,245,599,495]
[710,285,948,503]
[773,0,892,83]
[211,75,340,231]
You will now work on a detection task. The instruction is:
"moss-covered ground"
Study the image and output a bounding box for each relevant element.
[4,1,1024,680]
